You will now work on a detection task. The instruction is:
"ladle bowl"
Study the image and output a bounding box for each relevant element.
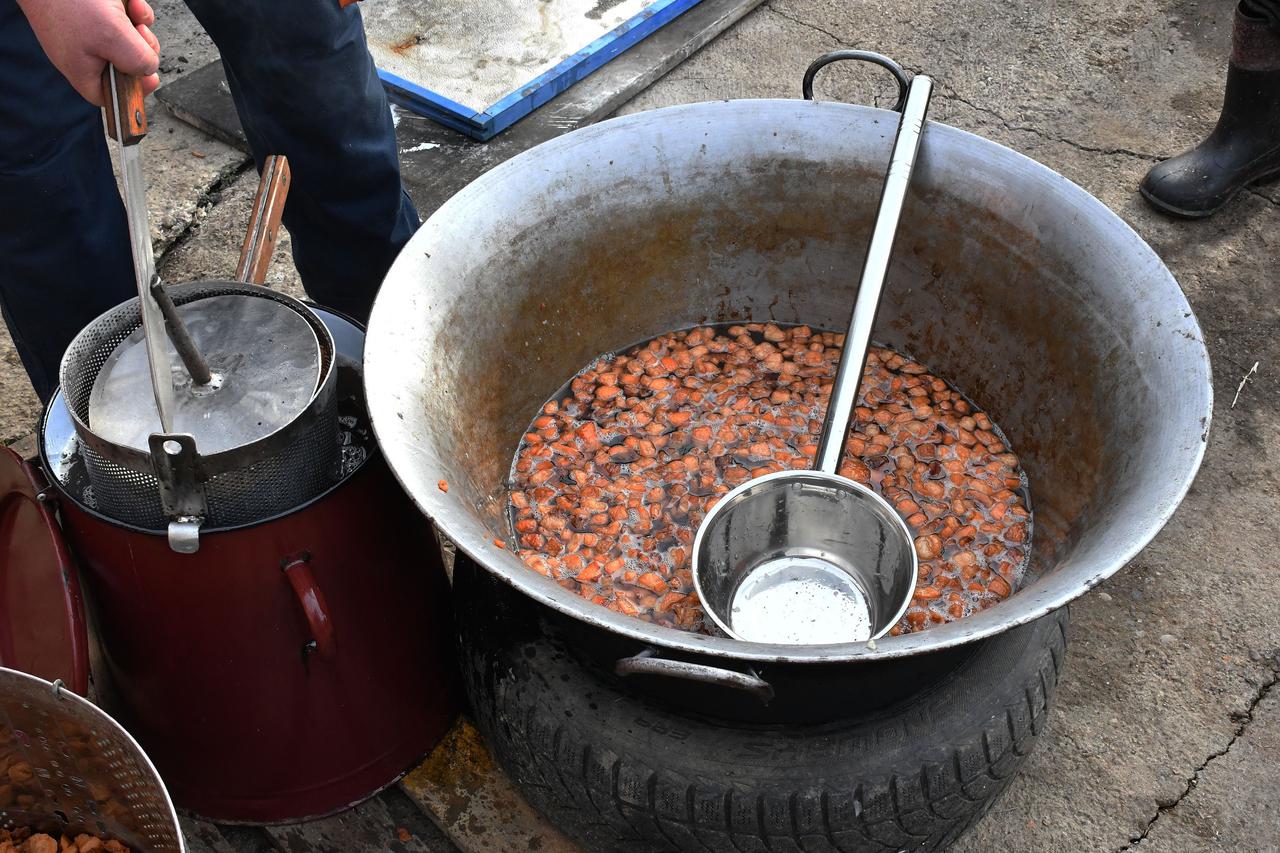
[693,470,917,643]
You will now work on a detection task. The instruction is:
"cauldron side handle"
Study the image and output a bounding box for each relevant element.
[615,649,775,704]
[802,50,911,111]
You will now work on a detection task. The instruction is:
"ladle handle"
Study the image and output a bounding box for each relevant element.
[814,73,933,476]
[236,155,291,285]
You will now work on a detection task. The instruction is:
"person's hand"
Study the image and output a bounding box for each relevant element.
[17,0,160,107]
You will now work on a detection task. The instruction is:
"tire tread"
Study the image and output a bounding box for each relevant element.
[464,604,1068,853]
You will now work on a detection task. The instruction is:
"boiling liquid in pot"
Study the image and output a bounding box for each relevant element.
[507,323,1032,636]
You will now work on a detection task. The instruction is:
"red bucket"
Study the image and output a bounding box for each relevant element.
[53,450,459,822]
[30,308,460,823]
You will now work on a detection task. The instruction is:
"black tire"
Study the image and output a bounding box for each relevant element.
[459,585,1068,853]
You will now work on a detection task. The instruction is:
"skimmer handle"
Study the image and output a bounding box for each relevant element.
[104,63,179,432]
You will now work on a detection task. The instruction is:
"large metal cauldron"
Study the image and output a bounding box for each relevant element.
[365,99,1212,718]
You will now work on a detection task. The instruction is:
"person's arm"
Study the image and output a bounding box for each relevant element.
[16,0,160,106]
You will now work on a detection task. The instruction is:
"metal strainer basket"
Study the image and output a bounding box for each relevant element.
[0,667,183,852]
[59,281,339,551]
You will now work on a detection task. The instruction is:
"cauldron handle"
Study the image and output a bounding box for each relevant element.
[801,50,911,112]
[615,649,774,704]
[282,553,337,661]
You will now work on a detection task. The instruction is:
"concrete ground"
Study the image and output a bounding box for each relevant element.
[3,0,1277,850]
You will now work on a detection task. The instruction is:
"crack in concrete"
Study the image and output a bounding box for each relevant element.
[154,156,255,263]
[764,3,849,48]
[763,4,1166,164]
[1115,667,1280,851]
[937,87,1162,161]
[1247,187,1280,209]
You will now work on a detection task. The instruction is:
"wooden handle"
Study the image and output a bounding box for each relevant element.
[236,155,291,285]
[102,65,147,145]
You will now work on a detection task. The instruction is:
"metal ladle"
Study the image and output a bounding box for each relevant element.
[692,54,931,645]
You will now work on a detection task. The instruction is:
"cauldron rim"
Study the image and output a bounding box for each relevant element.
[365,98,1212,664]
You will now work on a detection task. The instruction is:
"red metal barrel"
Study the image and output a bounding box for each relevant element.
[57,451,460,823]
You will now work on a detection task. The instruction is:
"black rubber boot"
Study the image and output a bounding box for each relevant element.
[1140,4,1280,218]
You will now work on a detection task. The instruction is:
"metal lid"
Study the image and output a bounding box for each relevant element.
[88,293,322,455]
[0,446,89,693]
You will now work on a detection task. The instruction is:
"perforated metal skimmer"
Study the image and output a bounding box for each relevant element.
[59,281,340,552]
[88,293,322,455]
[0,668,184,852]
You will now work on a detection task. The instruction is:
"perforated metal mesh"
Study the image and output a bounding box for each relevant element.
[59,283,340,531]
[200,403,340,526]
[76,446,169,530]
[0,669,182,852]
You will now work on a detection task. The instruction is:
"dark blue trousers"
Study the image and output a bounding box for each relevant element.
[1244,0,1280,29]
[0,0,419,402]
